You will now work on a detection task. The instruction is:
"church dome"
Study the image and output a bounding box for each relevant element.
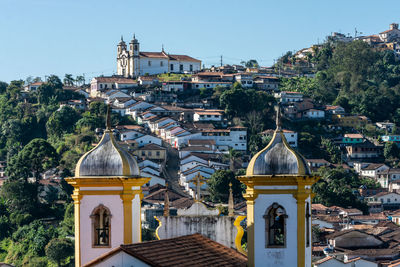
[246,129,310,176]
[74,108,139,177]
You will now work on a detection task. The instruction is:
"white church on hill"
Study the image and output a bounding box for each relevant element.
[116,35,201,78]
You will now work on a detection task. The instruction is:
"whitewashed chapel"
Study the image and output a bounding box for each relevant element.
[116,35,201,77]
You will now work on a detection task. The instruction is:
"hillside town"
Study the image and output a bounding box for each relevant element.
[3,21,400,267]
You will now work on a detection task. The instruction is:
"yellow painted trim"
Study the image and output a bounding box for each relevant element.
[238,174,320,267]
[238,175,319,187]
[121,192,134,244]
[234,216,247,255]
[79,190,122,195]
[66,177,151,188]
[247,199,255,267]
[296,194,307,267]
[154,216,162,240]
[72,193,82,267]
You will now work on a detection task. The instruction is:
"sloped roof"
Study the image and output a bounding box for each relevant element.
[84,234,247,267]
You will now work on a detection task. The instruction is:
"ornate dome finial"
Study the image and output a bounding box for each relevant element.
[74,104,139,177]
[275,104,282,131]
[106,104,111,131]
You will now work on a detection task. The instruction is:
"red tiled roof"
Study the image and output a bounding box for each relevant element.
[84,234,247,267]
[139,52,201,63]
[188,139,216,146]
[93,77,136,83]
[169,54,201,63]
[344,133,364,139]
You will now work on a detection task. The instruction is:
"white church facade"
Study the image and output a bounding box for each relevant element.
[117,35,201,78]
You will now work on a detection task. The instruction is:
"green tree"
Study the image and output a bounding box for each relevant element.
[63,74,75,86]
[320,137,341,163]
[7,138,59,182]
[207,170,244,203]
[45,238,74,266]
[0,81,8,94]
[46,106,80,138]
[75,75,85,86]
[384,142,400,160]
[312,167,368,213]
[0,179,38,218]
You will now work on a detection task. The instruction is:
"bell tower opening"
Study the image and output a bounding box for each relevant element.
[91,204,111,247]
[264,203,287,248]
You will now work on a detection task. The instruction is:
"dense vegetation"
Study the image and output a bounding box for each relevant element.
[0,76,135,266]
[280,40,400,123]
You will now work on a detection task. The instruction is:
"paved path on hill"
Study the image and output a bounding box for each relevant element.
[162,141,188,196]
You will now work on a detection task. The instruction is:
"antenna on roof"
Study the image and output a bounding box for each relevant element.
[106,104,112,130]
[121,35,123,42]
[162,44,164,52]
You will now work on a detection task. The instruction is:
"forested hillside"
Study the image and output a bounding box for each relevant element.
[280,40,400,122]
[0,76,134,266]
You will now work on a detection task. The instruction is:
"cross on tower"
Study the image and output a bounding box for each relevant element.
[193,172,205,201]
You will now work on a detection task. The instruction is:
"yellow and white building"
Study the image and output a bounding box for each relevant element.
[238,123,319,267]
[66,112,149,267]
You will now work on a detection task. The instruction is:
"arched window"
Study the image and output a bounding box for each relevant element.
[91,204,111,247]
[264,203,287,248]
[306,202,311,247]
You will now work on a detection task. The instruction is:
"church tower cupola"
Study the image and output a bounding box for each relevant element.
[117,35,127,54]
[130,33,139,55]
[238,106,318,267]
[129,33,140,77]
[66,106,150,267]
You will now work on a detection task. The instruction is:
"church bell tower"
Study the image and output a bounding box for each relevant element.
[66,107,150,266]
[238,108,319,267]
[117,36,128,77]
[129,34,140,77]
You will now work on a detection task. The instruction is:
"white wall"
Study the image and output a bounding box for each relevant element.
[134,135,162,147]
[253,192,312,267]
[120,130,144,141]
[139,58,168,75]
[80,194,124,266]
[157,216,237,249]
[93,251,150,267]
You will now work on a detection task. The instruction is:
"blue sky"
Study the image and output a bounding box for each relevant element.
[1,0,399,83]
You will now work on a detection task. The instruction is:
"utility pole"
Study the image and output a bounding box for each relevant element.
[220,55,223,67]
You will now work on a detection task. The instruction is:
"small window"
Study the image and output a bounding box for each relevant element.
[148,61,151,66]
[264,203,287,248]
[148,151,152,156]
[91,205,111,247]
[100,84,103,89]
[180,64,183,72]
[142,151,145,156]
[160,61,164,67]
[156,151,160,156]
[170,64,174,71]
[190,64,193,72]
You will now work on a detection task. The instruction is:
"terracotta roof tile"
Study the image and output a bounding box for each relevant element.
[121,234,247,267]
